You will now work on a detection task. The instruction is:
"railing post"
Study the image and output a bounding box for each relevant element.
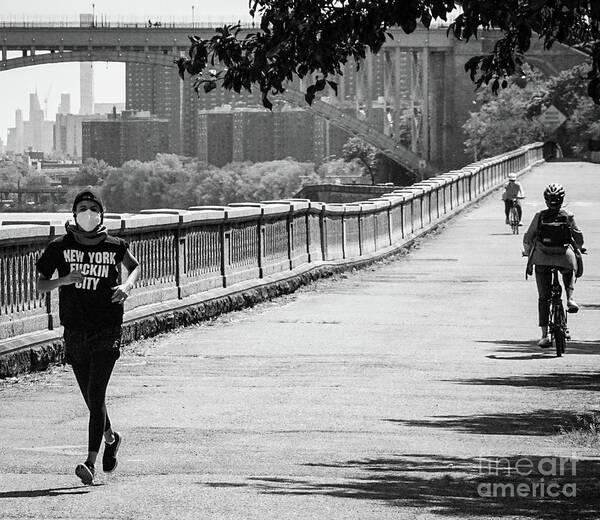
[257,209,265,278]
[304,208,312,263]
[341,212,347,259]
[357,208,363,256]
[387,203,393,246]
[174,216,185,300]
[45,225,55,330]
[220,216,230,288]
[286,207,293,270]
[319,207,327,261]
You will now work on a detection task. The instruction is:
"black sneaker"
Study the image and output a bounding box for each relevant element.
[102,431,122,473]
[75,461,95,485]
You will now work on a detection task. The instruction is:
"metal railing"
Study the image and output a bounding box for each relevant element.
[0,143,544,344]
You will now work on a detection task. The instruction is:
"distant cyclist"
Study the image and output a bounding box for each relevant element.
[523,183,584,347]
[501,172,525,225]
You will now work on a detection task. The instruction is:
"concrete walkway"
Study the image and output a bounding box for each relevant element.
[1,162,599,519]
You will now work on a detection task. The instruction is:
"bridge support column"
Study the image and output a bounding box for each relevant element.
[393,48,403,139]
[421,41,430,165]
[365,52,374,114]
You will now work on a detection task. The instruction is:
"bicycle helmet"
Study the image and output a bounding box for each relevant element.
[507,173,516,181]
[543,183,565,209]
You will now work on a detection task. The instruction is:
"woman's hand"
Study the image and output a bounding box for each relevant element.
[61,270,84,286]
[111,283,132,304]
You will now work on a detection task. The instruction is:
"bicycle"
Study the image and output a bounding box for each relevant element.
[548,266,569,357]
[547,247,586,357]
[508,198,522,235]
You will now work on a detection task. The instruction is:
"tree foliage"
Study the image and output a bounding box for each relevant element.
[463,63,600,159]
[73,158,114,186]
[176,1,600,109]
[342,137,378,185]
[463,67,546,159]
[0,160,28,189]
[100,154,320,212]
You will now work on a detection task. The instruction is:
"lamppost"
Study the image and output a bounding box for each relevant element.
[192,5,195,28]
[92,3,95,27]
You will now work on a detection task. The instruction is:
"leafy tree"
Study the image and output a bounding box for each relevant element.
[540,64,595,156]
[0,161,27,189]
[24,173,51,188]
[564,96,600,156]
[102,154,197,212]
[316,157,364,183]
[177,1,600,109]
[463,67,546,159]
[342,137,378,184]
[191,160,320,205]
[101,155,320,211]
[73,158,114,186]
[464,63,600,159]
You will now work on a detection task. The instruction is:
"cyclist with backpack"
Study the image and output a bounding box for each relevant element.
[502,172,525,225]
[523,183,584,347]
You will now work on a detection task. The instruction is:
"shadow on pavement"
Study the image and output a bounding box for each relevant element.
[202,454,600,519]
[384,409,600,436]
[452,372,600,391]
[480,339,600,357]
[0,486,91,498]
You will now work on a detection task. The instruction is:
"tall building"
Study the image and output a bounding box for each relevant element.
[28,92,44,151]
[79,62,94,115]
[197,109,234,166]
[79,16,94,116]
[54,113,104,159]
[82,110,169,166]
[126,64,182,154]
[14,109,24,153]
[9,92,54,155]
[6,128,16,153]
[196,105,344,166]
[58,93,71,115]
[126,63,263,156]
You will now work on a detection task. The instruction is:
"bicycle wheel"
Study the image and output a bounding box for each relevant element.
[509,206,519,234]
[553,304,567,357]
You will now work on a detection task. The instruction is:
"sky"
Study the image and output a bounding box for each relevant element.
[0,0,253,143]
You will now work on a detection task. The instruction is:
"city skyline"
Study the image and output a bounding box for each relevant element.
[0,0,253,141]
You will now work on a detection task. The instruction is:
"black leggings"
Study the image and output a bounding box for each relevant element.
[71,354,116,453]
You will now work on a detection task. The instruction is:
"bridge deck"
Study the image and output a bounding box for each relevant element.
[1,162,599,519]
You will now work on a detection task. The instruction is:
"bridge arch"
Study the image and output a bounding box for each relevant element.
[1,50,432,177]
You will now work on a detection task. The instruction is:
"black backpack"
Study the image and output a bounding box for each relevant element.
[537,209,572,248]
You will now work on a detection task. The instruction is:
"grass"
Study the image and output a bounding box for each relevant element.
[558,412,600,449]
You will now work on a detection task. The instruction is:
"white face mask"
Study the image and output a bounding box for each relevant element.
[76,209,102,232]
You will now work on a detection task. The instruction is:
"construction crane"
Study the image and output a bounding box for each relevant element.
[43,84,52,120]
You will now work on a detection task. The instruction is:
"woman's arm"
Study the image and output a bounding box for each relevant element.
[37,270,83,293]
[522,212,539,255]
[111,249,141,303]
[569,215,584,249]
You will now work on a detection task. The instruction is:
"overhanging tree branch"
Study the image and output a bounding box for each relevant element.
[175,1,600,107]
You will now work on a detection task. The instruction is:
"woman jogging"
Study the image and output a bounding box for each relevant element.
[36,187,140,485]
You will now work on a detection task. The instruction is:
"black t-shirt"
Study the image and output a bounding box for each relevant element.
[36,233,129,330]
